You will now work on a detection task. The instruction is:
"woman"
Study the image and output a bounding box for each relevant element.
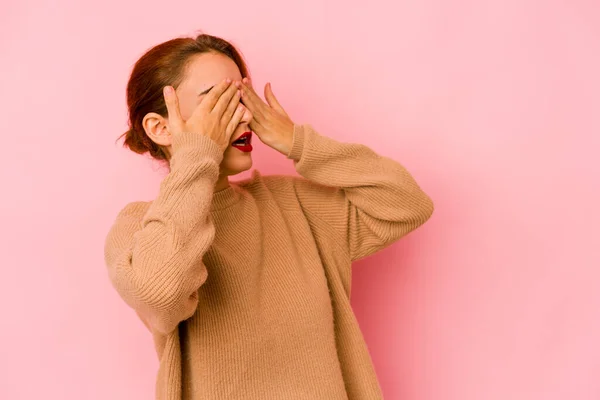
[104,33,434,400]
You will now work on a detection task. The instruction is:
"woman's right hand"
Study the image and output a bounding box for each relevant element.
[163,78,244,153]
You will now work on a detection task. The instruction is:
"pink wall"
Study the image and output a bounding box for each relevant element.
[1,0,599,399]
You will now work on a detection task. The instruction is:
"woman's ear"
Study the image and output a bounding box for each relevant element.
[142,112,172,146]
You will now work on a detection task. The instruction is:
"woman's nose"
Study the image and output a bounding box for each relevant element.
[241,105,253,123]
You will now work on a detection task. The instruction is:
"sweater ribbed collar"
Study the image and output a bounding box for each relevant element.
[210,183,242,212]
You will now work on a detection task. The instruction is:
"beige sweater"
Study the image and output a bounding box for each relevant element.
[104,124,433,400]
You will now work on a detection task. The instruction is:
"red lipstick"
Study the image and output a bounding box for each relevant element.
[231,131,253,153]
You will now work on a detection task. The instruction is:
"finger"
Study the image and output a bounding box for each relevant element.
[264,83,289,116]
[248,117,267,133]
[242,77,252,88]
[240,82,265,118]
[220,89,242,126]
[240,79,263,104]
[225,104,246,139]
[200,78,232,112]
[163,86,184,128]
[212,82,239,116]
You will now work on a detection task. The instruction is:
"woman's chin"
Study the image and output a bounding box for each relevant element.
[221,156,253,177]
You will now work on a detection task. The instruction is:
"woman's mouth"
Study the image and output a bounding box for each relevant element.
[231,132,253,153]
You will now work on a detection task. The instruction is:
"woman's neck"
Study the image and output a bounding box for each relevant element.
[214,174,230,193]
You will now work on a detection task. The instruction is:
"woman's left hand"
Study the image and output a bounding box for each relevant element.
[237,78,295,156]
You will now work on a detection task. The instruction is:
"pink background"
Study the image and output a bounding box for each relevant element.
[1,0,599,399]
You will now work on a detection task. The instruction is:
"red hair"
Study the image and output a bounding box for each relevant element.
[120,33,249,161]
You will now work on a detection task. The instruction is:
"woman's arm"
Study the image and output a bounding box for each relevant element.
[104,133,222,335]
[236,79,433,262]
[286,124,434,262]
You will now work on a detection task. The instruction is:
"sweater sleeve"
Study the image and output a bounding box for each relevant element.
[287,124,434,262]
[104,132,223,335]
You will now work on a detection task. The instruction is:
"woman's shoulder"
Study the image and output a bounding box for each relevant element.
[115,201,151,220]
[108,201,151,236]
[104,201,150,255]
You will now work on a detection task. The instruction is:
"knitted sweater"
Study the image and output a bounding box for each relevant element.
[104,124,434,400]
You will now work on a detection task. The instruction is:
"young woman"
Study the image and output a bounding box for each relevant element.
[104,33,434,400]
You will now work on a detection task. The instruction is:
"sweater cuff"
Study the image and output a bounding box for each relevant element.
[287,124,306,161]
[170,131,224,168]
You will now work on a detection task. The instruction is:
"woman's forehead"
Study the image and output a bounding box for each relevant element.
[183,52,242,94]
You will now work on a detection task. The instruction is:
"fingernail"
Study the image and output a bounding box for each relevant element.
[226,78,231,83]
[164,86,173,96]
